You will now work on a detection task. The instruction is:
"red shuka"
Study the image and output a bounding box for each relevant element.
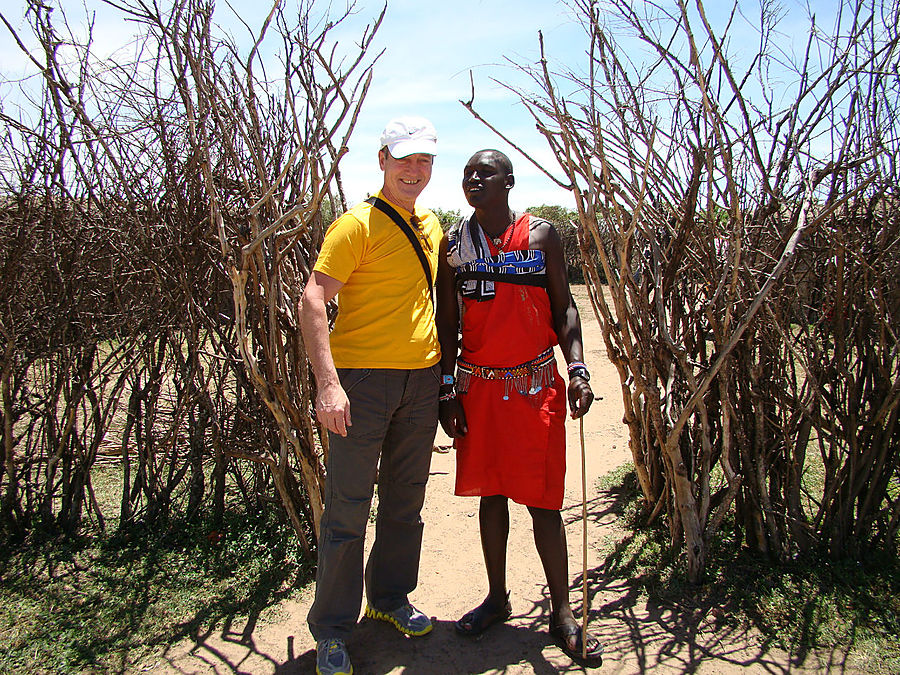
[454,214,567,510]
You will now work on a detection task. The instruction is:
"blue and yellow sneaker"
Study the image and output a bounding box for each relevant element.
[364,602,433,636]
[316,638,352,675]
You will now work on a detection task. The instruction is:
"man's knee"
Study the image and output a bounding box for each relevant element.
[375,484,427,524]
[480,494,508,510]
[322,498,372,541]
[527,505,562,525]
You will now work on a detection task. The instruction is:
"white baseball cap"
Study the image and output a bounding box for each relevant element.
[379,116,437,157]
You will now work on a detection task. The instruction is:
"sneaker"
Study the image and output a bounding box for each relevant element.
[316,638,352,675]
[365,602,433,636]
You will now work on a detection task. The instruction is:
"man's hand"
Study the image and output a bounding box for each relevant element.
[568,377,593,419]
[439,398,468,438]
[299,270,349,436]
[316,381,352,437]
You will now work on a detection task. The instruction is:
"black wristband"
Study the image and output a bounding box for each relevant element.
[568,366,590,382]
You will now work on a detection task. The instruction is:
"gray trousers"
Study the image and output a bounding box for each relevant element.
[307,365,440,641]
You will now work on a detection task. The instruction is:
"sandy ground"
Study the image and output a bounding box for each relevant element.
[143,288,861,674]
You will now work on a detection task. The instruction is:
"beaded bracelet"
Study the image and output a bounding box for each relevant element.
[439,389,457,402]
[566,361,587,373]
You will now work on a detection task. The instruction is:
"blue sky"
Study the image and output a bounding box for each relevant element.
[321,0,585,212]
[0,0,840,213]
[322,0,597,212]
[0,0,584,211]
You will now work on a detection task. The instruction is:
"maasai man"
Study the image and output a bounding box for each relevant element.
[435,149,603,663]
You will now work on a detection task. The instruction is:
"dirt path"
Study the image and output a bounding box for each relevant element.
[145,287,854,674]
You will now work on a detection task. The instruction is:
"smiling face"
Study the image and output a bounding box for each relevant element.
[462,150,514,209]
[379,149,434,212]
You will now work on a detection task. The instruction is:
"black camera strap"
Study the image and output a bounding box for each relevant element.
[366,196,434,305]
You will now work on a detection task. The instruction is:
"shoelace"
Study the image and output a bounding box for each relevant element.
[324,639,345,664]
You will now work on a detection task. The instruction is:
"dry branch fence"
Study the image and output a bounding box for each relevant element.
[472,0,899,580]
[0,0,379,556]
[2,0,897,585]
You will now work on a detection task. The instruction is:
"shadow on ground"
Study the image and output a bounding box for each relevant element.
[154,486,864,675]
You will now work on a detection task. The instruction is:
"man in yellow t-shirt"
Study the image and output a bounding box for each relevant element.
[299,116,442,675]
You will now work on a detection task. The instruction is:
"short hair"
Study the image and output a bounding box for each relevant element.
[477,149,513,177]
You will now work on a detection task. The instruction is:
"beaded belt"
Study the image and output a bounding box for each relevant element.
[457,347,556,400]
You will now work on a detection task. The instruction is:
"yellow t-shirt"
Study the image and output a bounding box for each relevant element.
[313,192,442,369]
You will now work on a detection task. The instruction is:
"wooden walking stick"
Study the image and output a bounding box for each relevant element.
[580,414,588,659]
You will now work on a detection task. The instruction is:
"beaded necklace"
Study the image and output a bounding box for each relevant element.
[488,221,515,252]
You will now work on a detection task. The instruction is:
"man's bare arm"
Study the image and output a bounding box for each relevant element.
[533,220,594,419]
[436,235,467,437]
[299,270,351,436]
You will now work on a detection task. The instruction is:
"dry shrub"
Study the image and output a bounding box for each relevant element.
[0,0,380,559]
[467,0,899,580]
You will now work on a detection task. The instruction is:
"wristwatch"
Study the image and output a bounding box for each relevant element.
[568,366,590,382]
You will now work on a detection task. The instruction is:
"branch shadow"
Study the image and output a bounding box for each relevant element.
[274,614,597,675]
[568,484,866,674]
[144,475,881,674]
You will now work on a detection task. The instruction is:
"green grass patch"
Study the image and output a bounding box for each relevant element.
[0,510,314,674]
[595,464,900,674]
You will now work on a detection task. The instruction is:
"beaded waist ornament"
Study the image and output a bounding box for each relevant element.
[457,347,556,400]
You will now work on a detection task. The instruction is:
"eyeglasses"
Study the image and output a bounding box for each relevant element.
[410,215,433,253]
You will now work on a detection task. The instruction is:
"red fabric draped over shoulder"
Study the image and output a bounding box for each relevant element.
[454,214,567,510]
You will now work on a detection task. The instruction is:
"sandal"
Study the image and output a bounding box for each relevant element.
[454,593,512,636]
[550,621,603,664]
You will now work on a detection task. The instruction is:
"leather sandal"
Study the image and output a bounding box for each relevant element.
[550,620,603,664]
[454,593,512,636]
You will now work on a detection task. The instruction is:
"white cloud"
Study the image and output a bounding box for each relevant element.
[0,0,587,211]
[326,0,586,210]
